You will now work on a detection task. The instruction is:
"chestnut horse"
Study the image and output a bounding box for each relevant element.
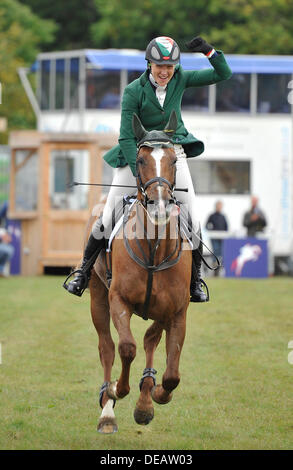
[90,111,192,433]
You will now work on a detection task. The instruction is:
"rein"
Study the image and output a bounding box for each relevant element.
[123,200,182,321]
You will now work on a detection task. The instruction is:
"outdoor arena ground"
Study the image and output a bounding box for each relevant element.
[0,275,293,450]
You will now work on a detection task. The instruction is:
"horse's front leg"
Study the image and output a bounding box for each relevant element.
[107,292,136,400]
[90,271,117,434]
[152,310,187,405]
[134,321,163,425]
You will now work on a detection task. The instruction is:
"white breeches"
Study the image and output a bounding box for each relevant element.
[92,145,200,240]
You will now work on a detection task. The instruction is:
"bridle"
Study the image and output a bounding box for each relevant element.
[136,142,177,206]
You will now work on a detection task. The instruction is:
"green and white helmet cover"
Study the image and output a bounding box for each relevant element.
[145,36,180,65]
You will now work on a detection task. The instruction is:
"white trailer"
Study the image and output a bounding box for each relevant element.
[19,49,293,269]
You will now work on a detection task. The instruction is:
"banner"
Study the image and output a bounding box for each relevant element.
[6,219,21,275]
[223,238,268,278]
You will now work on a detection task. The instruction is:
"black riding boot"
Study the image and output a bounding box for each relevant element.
[190,243,209,303]
[63,231,105,297]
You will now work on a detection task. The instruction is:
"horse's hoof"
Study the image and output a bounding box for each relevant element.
[98,417,118,434]
[106,380,118,400]
[133,406,154,425]
[151,385,173,405]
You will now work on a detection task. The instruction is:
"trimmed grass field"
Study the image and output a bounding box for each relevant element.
[0,275,293,450]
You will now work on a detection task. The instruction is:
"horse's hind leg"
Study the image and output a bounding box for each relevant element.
[134,321,163,425]
[152,310,187,405]
[90,271,117,433]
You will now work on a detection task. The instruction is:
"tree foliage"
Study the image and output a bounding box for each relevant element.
[91,0,293,54]
[0,0,56,142]
[21,0,99,50]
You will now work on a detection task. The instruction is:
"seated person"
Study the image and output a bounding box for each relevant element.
[98,87,120,109]
[0,228,14,277]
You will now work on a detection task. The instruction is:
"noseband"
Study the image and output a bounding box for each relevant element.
[136,142,176,205]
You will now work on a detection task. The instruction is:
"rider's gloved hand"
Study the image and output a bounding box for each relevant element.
[185,36,216,57]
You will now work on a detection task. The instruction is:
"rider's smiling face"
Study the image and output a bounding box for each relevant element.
[150,63,175,86]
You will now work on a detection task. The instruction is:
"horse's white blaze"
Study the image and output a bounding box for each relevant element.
[100,398,115,418]
[151,147,164,177]
[150,147,165,202]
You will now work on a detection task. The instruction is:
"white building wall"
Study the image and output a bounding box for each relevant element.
[39,111,293,256]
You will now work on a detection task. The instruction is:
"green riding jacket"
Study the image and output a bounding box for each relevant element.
[103,51,232,176]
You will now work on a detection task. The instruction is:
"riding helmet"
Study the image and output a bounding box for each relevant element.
[145,36,180,65]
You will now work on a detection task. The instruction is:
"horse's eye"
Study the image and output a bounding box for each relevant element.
[137,157,146,166]
[171,158,177,166]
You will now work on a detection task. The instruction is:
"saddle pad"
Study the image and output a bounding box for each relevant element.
[107,197,137,252]
[107,197,193,252]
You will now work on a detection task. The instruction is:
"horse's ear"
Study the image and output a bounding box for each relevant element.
[132,113,147,142]
[164,110,178,138]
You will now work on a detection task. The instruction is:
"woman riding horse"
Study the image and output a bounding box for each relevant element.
[64,35,232,300]
[92,114,194,432]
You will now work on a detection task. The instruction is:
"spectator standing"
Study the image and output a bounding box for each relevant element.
[206,201,228,274]
[243,196,267,237]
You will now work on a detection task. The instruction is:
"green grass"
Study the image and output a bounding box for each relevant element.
[0,275,293,450]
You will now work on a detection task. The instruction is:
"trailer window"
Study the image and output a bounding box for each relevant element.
[128,71,142,84]
[189,160,250,194]
[14,150,39,211]
[86,69,120,109]
[55,58,65,110]
[69,58,80,110]
[49,149,89,210]
[216,74,250,113]
[40,60,50,110]
[182,87,209,111]
[257,74,291,113]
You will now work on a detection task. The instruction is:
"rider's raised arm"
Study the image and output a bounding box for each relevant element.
[183,36,232,88]
[184,51,232,88]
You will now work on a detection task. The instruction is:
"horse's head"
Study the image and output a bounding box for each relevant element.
[132,111,179,225]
